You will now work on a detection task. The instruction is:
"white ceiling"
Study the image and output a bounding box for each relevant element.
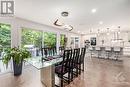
[15,0,130,34]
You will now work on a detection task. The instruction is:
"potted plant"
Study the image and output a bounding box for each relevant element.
[2,47,31,76]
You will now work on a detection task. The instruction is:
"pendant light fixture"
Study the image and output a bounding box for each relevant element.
[53,11,73,31]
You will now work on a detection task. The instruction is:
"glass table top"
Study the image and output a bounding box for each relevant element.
[26,56,63,69]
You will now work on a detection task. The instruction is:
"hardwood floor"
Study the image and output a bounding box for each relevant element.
[0,56,130,87]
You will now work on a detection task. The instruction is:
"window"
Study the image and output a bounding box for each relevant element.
[70,37,80,48]
[44,32,57,48]
[60,34,65,46]
[0,23,11,58]
[0,23,11,73]
[21,28,43,56]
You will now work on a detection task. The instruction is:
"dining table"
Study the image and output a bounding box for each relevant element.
[26,55,63,87]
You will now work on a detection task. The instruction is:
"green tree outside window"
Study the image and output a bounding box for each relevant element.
[60,34,65,46]
[0,23,11,52]
[44,32,57,48]
[21,28,43,48]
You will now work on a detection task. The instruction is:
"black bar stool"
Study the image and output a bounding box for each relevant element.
[105,46,111,59]
[95,46,101,58]
[113,47,121,60]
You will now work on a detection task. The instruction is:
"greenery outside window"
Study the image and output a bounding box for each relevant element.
[44,32,57,48]
[21,28,43,56]
[0,23,11,58]
[60,34,65,46]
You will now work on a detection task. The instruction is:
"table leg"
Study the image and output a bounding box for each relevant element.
[40,65,55,87]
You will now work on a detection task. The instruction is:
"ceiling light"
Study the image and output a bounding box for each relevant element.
[97,29,100,36]
[118,31,120,34]
[107,28,110,35]
[118,26,121,34]
[78,31,80,33]
[63,24,73,31]
[91,9,97,13]
[61,12,69,17]
[63,25,70,28]
[107,33,110,35]
[81,32,84,34]
[99,21,103,25]
[53,19,73,31]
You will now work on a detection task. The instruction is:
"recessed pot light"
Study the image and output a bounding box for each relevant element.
[99,21,103,25]
[91,8,97,13]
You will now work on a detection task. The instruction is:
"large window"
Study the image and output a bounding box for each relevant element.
[21,28,43,56]
[0,23,11,58]
[21,28,43,47]
[44,32,57,48]
[0,23,11,73]
[21,28,57,56]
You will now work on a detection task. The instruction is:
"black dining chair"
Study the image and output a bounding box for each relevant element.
[80,47,86,72]
[70,48,80,81]
[41,47,48,58]
[76,47,86,75]
[41,47,57,57]
[59,46,65,56]
[55,49,72,87]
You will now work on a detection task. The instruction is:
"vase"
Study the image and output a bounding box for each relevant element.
[13,60,23,76]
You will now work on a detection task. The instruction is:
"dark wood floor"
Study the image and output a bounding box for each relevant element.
[0,55,130,87]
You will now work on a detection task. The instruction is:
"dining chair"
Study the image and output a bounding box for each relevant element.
[59,46,65,56]
[55,49,72,87]
[79,47,86,72]
[70,48,80,81]
[75,47,86,75]
[41,47,57,58]
[41,47,48,58]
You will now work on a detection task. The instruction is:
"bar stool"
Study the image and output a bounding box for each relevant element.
[105,46,111,59]
[95,46,101,58]
[89,46,94,58]
[113,47,121,60]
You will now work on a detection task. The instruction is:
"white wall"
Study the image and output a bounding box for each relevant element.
[82,32,130,47]
[0,17,81,49]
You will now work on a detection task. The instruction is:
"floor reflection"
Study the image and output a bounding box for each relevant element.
[0,56,130,87]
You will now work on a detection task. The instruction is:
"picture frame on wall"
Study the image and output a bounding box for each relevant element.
[90,37,96,46]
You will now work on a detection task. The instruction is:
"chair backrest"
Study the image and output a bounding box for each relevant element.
[105,46,111,51]
[52,47,57,55]
[59,46,65,51]
[72,48,80,67]
[80,47,86,64]
[114,47,121,52]
[62,49,72,72]
[95,46,100,51]
[59,46,65,56]
[41,47,48,58]
[41,47,57,57]
[89,46,93,51]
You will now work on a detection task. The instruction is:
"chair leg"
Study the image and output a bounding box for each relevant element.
[76,66,78,77]
[79,64,81,75]
[71,68,73,81]
[68,71,71,84]
[82,62,84,71]
[98,51,99,58]
[60,75,63,87]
